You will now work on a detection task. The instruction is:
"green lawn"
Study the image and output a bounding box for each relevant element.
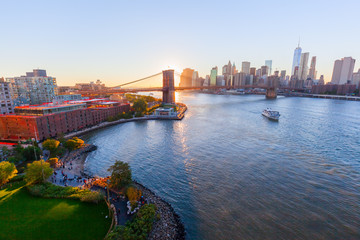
[0,181,111,240]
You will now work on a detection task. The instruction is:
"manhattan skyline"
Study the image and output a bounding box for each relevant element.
[0,0,359,86]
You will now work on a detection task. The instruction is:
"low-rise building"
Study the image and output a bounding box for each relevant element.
[311,84,357,95]
[154,107,177,117]
[0,99,130,141]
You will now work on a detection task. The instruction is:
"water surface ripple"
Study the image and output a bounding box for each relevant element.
[84,93,360,239]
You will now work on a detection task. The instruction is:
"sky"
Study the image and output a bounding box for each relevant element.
[0,0,359,87]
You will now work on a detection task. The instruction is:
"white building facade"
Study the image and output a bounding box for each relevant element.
[331,57,356,85]
[0,78,14,114]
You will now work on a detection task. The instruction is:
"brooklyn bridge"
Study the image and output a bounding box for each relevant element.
[78,70,303,103]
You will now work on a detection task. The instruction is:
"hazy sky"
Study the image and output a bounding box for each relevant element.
[1,0,359,86]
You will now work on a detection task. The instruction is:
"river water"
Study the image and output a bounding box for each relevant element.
[83,93,360,240]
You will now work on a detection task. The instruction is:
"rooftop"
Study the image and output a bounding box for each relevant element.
[15,103,86,110]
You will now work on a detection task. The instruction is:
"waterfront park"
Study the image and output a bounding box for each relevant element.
[0,94,185,240]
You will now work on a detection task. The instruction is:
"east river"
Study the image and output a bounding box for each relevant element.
[83,93,360,240]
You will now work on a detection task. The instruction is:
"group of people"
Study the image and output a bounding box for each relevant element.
[51,169,93,187]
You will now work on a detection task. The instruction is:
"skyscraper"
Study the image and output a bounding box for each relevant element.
[179,68,194,87]
[280,70,286,79]
[203,75,210,86]
[260,66,269,76]
[250,67,256,76]
[331,57,356,84]
[210,67,218,86]
[308,56,317,80]
[291,44,302,77]
[192,71,199,87]
[222,61,233,86]
[265,60,272,75]
[352,69,360,88]
[297,52,309,80]
[241,61,250,74]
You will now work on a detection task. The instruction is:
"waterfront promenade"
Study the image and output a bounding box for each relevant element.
[64,103,187,139]
[285,92,360,101]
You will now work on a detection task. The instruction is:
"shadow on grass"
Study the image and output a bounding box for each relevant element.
[0,181,111,240]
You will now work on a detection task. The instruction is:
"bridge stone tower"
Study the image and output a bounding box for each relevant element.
[266,88,277,99]
[162,70,175,103]
[265,76,279,99]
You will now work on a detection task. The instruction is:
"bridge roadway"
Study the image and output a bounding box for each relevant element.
[77,85,304,95]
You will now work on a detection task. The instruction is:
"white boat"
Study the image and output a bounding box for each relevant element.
[262,108,280,121]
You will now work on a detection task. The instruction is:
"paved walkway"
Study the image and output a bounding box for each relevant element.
[91,186,133,225]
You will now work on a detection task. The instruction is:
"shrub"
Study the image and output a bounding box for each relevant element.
[65,137,85,151]
[27,182,104,204]
[80,190,103,203]
[9,174,24,183]
[106,204,157,240]
[8,156,21,164]
[0,161,18,185]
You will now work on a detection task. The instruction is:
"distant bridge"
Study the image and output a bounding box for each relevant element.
[78,70,304,102]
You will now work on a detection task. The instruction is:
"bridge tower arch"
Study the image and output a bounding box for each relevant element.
[162,70,175,103]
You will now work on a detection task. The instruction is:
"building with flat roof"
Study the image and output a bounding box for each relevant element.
[0,100,130,141]
[179,68,194,87]
[6,69,57,106]
[154,107,177,117]
[14,103,86,116]
[210,67,218,86]
[0,78,14,115]
[331,57,356,85]
[241,62,250,74]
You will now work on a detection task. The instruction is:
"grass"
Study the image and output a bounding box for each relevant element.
[0,181,111,240]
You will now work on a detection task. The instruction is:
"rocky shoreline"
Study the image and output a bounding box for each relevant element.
[133,180,186,240]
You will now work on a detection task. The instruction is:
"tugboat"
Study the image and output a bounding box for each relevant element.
[262,108,280,121]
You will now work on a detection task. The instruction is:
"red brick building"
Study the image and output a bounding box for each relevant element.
[0,100,130,141]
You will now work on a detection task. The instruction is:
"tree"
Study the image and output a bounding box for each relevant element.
[133,98,147,113]
[65,137,85,151]
[22,146,42,162]
[42,139,60,157]
[8,156,20,164]
[48,158,58,167]
[12,144,25,162]
[0,161,18,185]
[127,187,142,209]
[108,160,132,189]
[57,133,66,145]
[13,144,24,155]
[25,160,53,184]
[126,187,142,202]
